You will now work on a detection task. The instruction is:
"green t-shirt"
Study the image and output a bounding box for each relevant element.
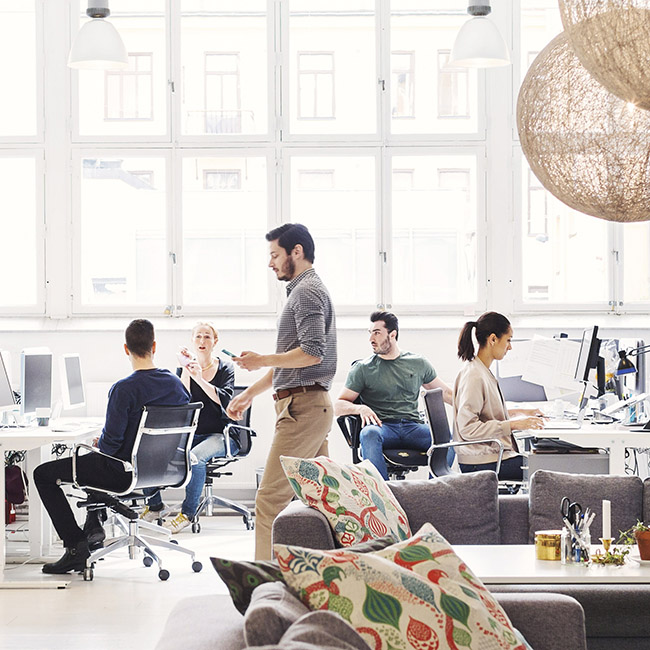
[345,352,436,422]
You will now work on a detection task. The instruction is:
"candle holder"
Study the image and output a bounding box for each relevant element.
[599,537,612,552]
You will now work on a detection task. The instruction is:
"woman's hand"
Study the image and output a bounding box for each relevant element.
[510,416,545,432]
[185,361,203,381]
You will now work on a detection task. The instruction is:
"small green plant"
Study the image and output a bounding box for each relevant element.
[616,520,650,545]
[591,546,630,566]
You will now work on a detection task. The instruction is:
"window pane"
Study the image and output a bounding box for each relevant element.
[76,1,166,137]
[289,1,376,135]
[623,223,650,304]
[390,1,478,135]
[79,156,167,306]
[182,156,268,305]
[0,2,37,136]
[291,156,376,305]
[0,158,37,305]
[181,0,267,136]
[521,161,609,304]
[392,155,477,304]
[519,1,563,84]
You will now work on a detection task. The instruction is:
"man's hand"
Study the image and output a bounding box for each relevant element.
[92,436,100,448]
[234,351,266,372]
[359,405,382,428]
[227,390,253,421]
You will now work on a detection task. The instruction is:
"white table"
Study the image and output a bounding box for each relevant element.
[516,423,650,476]
[0,419,101,588]
[454,544,650,584]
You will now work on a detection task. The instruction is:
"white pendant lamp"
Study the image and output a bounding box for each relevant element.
[68,1,128,70]
[449,1,511,68]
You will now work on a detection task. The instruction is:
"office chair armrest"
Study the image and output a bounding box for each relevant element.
[427,439,505,474]
[222,423,257,460]
[72,443,133,489]
[336,414,362,448]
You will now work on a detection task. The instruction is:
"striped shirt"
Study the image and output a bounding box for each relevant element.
[273,268,337,391]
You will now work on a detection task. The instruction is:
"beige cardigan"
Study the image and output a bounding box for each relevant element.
[452,358,518,465]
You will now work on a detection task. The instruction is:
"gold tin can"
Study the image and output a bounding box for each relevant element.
[535,529,562,561]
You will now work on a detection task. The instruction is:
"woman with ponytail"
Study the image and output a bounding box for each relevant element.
[453,312,544,480]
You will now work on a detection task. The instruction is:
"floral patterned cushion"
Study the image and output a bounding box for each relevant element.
[274,523,532,650]
[280,456,411,546]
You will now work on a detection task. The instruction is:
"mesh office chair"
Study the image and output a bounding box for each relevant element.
[423,388,505,477]
[191,386,257,533]
[72,402,204,581]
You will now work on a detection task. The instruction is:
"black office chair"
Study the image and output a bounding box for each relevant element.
[423,388,504,477]
[72,402,204,581]
[337,409,428,480]
[191,386,257,533]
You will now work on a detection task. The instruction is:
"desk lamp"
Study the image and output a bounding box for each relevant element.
[616,344,650,376]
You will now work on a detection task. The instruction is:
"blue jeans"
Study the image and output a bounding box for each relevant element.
[360,419,437,480]
[146,433,238,518]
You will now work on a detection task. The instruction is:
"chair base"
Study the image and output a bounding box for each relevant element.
[83,517,202,582]
[192,484,254,533]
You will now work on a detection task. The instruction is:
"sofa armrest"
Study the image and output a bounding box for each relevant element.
[495,592,586,650]
[272,500,337,550]
[498,494,530,544]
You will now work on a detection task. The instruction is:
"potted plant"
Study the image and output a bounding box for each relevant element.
[617,521,650,560]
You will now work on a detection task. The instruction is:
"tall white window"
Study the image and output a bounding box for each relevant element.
[105,53,154,120]
[391,52,415,118]
[180,0,267,137]
[391,154,478,306]
[437,50,469,118]
[181,155,268,308]
[75,156,167,310]
[297,53,335,120]
[204,53,241,134]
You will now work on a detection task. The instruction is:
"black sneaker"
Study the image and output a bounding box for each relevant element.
[42,540,90,575]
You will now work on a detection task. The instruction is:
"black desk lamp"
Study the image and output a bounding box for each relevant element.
[616,344,650,376]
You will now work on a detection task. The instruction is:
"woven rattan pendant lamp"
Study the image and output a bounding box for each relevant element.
[517,31,650,223]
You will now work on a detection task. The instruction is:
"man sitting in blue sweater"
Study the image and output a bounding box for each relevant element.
[34,319,190,575]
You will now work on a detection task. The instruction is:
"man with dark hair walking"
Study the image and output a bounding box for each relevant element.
[227,223,336,560]
[335,311,452,479]
[34,319,190,574]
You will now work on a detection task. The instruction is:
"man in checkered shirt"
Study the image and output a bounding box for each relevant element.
[227,223,337,560]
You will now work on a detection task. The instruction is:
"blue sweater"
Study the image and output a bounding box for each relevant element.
[99,368,190,460]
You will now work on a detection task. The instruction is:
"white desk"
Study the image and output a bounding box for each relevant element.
[516,424,650,476]
[0,419,101,588]
[454,544,650,584]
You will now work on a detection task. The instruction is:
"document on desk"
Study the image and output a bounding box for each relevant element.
[521,337,582,394]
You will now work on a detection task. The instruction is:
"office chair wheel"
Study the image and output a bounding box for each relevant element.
[158,569,170,581]
[83,567,94,581]
[244,516,254,530]
[192,561,202,573]
[192,522,201,534]
[143,555,154,567]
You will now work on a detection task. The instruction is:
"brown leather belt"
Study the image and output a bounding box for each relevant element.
[273,384,326,401]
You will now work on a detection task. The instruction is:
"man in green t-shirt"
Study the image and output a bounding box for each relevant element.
[335,311,452,479]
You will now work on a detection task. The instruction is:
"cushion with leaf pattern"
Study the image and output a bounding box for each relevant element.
[280,455,411,547]
[274,522,532,650]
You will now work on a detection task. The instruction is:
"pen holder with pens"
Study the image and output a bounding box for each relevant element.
[561,526,591,564]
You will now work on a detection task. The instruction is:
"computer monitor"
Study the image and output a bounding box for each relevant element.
[574,326,601,384]
[0,352,16,413]
[60,353,85,410]
[20,348,53,417]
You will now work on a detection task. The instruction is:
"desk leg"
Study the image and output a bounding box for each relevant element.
[608,441,627,476]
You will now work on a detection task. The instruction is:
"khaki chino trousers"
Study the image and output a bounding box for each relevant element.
[254,389,332,560]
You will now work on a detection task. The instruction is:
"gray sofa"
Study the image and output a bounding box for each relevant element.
[157,469,593,650]
[273,470,650,650]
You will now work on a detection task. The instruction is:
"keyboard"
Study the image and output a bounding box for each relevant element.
[543,420,582,430]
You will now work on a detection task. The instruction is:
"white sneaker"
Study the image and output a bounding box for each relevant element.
[162,512,191,534]
[140,506,166,524]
